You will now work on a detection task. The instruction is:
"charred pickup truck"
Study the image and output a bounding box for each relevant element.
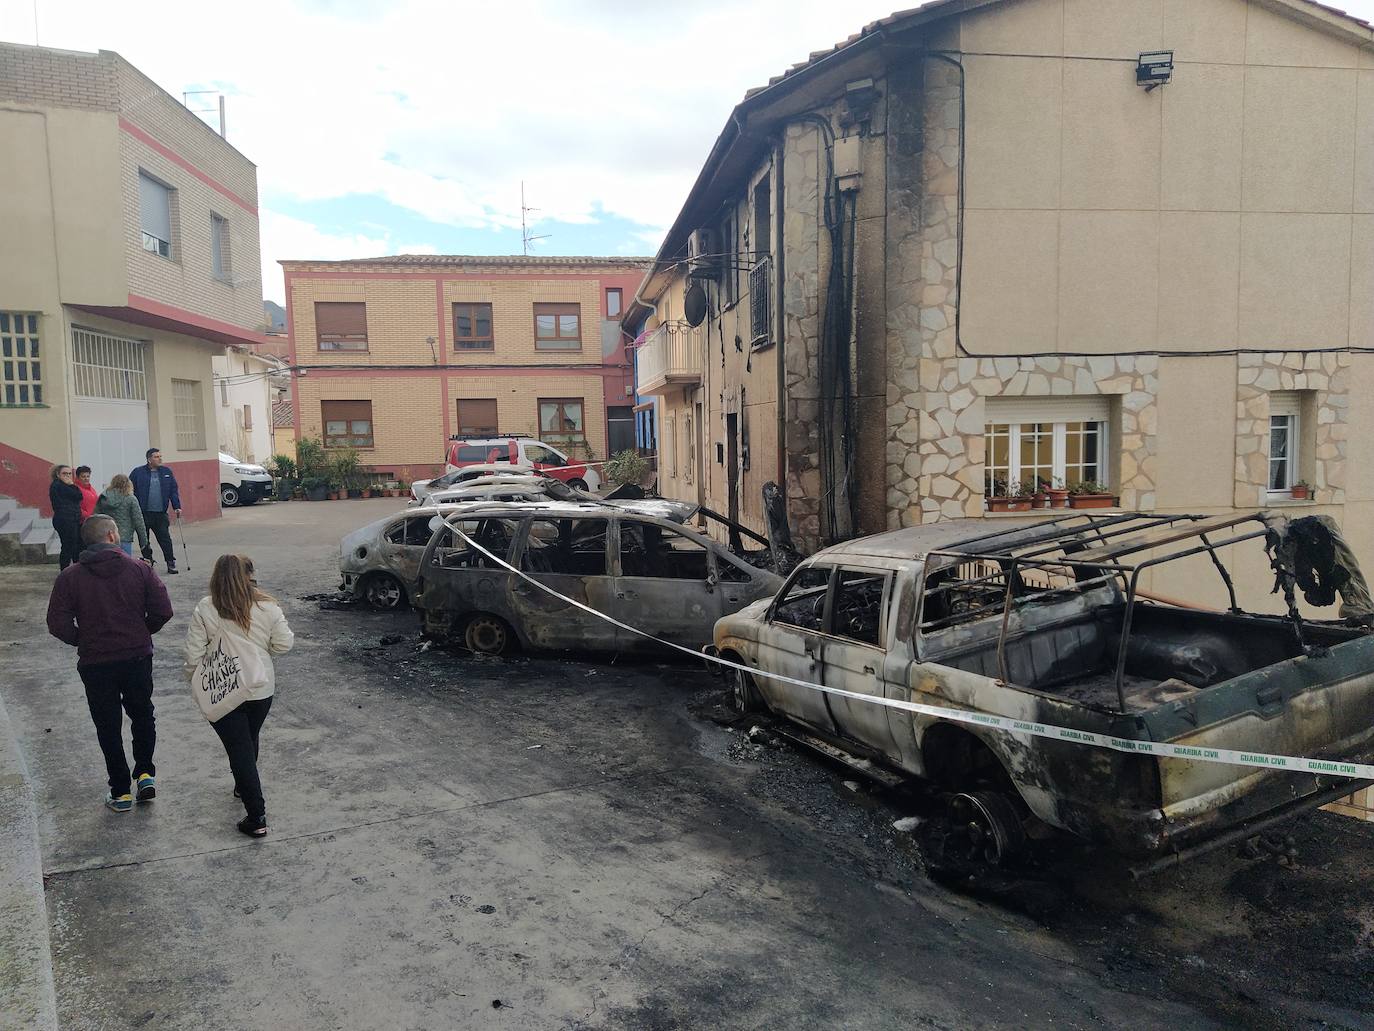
[412,501,785,655]
[713,512,1374,870]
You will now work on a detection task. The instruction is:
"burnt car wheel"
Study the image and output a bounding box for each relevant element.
[362,572,406,610]
[728,662,768,713]
[463,613,511,655]
[568,478,589,492]
[948,791,1026,866]
[220,484,240,507]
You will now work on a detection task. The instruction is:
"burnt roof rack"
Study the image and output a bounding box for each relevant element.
[923,512,1272,711]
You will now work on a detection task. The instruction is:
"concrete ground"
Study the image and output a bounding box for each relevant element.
[1,498,1372,1030]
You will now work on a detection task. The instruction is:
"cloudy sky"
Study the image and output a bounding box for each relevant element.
[3,0,1373,304]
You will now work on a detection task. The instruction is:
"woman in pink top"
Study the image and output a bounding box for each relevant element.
[75,466,99,521]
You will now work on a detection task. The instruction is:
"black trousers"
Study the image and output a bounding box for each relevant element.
[211,697,272,821]
[55,512,81,569]
[143,510,174,565]
[79,656,156,795]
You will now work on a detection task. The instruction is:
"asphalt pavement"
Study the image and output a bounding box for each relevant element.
[0,498,1369,1030]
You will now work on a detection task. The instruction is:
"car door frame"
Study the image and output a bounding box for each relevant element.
[508,512,619,652]
[815,564,903,759]
[753,562,839,734]
[608,515,727,650]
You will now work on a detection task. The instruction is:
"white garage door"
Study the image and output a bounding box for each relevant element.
[71,326,150,492]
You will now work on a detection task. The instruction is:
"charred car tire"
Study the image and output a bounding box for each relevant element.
[220,484,240,508]
[463,613,512,655]
[949,791,1027,866]
[361,572,407,611]
[729,662,768,714]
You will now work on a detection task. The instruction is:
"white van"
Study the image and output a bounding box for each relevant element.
[219,451,273,507]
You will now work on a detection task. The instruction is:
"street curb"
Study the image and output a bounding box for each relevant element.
[0,689,59,1031]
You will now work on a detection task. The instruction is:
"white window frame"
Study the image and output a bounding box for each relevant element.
[172,378,206,452]
[1267,392,1300,494]
[664,413,676,478]
[984,397,1109,497]
[211,212,231,281]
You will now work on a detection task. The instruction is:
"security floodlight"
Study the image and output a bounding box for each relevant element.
[1137,51,1173,91]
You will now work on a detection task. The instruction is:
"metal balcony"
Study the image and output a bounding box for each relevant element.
[635,322,703,396]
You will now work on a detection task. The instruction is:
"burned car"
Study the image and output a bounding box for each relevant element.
[339,504,475,609]
[412,502,783,655]
[713,512,1374,869]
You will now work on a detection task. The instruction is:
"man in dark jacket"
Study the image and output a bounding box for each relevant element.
[130,447,181,574]
[46,514,174,812]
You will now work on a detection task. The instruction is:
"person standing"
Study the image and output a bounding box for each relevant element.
[48,464,83,570]
[130,447,181,574]
[46,514,173,812]
[74,465,99,521]
[185,555,293,838]
[95,474,150,559]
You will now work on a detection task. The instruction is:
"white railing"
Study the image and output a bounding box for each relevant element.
[635,322,703,395]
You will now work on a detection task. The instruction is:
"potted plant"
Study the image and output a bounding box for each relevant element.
[1042,476,1070,509]
[301,475,329,502]
[327,448,363,498]
[270,454,297,502]
[986,477,1032,513]
[1068,480,1117,509]
[1291,480,1312,501]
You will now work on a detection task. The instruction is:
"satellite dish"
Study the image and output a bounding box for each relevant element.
[684,283,707,328]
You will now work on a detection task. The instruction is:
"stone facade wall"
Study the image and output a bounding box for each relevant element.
[883,57,1163,526]
[781,122,825,549]
[1233,352,1348,508]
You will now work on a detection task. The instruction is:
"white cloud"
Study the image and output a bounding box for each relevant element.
[12,0,1374,301]
[255,209,437,302]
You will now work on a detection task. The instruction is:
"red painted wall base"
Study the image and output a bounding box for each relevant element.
[169,459,221,522]
[0,440,60,515]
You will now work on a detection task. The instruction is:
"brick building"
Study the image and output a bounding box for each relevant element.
[281,256,649,480]
[0,42,266,524]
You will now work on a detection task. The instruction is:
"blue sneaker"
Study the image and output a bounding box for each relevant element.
[105,792,133,813]
[135,774,156,802]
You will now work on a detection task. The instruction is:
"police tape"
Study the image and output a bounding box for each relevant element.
[440,517,1374,783]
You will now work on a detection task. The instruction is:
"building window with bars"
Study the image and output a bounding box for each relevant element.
[453,303,493,350]
[0,312,43,406]
[538,397,584,441]
[534,303,581,350]
[172,379,206,451]
[322,400,374,448]
[139,171,174,259]
[455,398,498,435]
[316,302,369,351]
[211,213,232,281]
[71,326,146,401]
[984,398,1108,499]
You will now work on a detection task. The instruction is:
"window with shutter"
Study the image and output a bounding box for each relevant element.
[452,303,493,350]
[321,399,374,447]
[316,302,369,351]
[983,396,1110,498]
[534,303,581,350]
[139,172,173,259]
[456,398,499,435]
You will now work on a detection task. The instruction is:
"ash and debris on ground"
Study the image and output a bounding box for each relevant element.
[305,592,1374,1031]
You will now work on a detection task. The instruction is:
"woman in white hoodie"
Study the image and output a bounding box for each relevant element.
[185,554,294,837]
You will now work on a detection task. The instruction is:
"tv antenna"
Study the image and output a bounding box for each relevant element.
[183,90,226,137]
[521,181,550,255]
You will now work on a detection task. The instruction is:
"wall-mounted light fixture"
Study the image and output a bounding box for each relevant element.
[1136,51,1173,91]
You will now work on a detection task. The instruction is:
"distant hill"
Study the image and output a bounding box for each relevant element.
[263,300,287,333]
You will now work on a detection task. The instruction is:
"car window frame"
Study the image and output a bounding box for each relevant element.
[826,565,894,651]
[611,515,723,583]
[515,513,613,578]
[768,562,835,633]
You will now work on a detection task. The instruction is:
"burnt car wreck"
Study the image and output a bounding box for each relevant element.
[713,511,1374,871]
[410,501,785,655]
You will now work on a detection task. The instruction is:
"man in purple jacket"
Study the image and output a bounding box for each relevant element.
[47,514,174,812]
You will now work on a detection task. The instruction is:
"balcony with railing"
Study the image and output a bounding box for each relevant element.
[635,322,704,396]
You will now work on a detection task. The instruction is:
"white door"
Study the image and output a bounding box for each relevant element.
[75,399,149,492]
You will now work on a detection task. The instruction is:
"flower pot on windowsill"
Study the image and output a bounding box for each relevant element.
[1290,484,1312,500]
[986,496,1033,513]
[1068,493,1116,509]
[1044,488,1070,509]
